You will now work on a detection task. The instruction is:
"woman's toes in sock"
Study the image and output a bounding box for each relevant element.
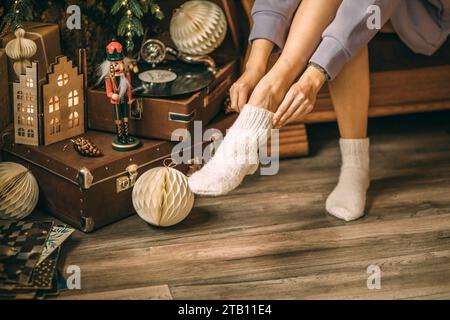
[325,169,368,221]
[188,105,273,196]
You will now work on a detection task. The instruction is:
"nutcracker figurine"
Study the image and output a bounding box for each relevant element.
[98,40,141,152]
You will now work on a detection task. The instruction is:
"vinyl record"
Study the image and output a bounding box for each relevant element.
[133,60,215,98]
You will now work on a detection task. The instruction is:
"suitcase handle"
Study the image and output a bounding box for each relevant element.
[168,110,197,123]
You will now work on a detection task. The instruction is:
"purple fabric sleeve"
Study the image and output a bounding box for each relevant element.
[310,0,402,80]
[249,0,301,51]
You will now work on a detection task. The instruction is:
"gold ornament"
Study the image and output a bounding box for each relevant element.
[0,162,39,220]
[170,0,227,55]
[5,28,37,76]
[132,166,194,227]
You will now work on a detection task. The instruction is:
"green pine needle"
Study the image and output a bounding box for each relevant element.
[129,0,143,18]
[111,1,122,15]
[4,0,33,31]
[111,0,163,53]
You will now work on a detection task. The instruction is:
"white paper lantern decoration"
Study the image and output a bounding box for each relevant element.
[132,166,194,227]
[170,0,228,55]
[5,28,37,77]
[0,162,39,220]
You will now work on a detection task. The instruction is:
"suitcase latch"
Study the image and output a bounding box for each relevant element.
[116,164,139,193]
[78,167,94,189]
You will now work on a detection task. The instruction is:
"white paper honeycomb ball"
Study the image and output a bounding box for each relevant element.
[170,0,228,55]
[132,167,194,227]
[0,162,39,220]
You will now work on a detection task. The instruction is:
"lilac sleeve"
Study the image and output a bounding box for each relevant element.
[310,0,402,80]
[249,0,301,51]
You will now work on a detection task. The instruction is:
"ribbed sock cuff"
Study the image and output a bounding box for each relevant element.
[233,104,274,130]
[340,138,370,169]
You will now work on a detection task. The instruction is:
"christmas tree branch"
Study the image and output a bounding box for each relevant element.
[111,0,164,53]
[3,0,33,32]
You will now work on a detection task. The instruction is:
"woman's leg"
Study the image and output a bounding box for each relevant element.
[248,0,343,112]
[329,46,370,139]
[325,46,371,221]
[189,0,343,196]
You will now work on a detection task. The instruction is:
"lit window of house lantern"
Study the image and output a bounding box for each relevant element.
[50,119,55,134]
[18,128,25,137]
[26,77,34,88]
[57,73,69,86]
[75,112,80,126]
[27,116,34,127]
[17,91,23,100]
[50,118,61,135]
[49,96,60,113]
[69,111,80,128]
[27,104,34,114]
[68,90,79,107]
[17,103,24,113]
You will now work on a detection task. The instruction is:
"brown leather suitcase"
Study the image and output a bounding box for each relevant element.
[1,114,237,232]
[87,0,245,141]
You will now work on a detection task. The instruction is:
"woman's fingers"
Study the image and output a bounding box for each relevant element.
[230,83,251,113]
[286,100,314,126]
[278,93,306,127]
[230,84,239,112]
[237,86,249,113]
[273,90,295,127]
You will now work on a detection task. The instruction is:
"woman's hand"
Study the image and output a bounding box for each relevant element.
[247,76,289,113]
[230,67,265,112]
[230,39,274,112]
[273,66,327,128]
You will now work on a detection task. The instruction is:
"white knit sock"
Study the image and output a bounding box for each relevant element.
[188,104,273,196]
[326,138,370,221]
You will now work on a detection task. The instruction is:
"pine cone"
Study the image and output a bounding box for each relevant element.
[72,137,103,158]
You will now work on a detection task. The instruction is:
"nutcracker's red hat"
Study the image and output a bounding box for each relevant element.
[106,40,125,61]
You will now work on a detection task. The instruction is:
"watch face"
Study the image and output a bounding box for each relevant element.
[140,39,167,65]
[138,69,178,84]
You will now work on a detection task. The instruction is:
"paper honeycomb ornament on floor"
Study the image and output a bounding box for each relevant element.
[0,162,39,220]
[132,166,195,227]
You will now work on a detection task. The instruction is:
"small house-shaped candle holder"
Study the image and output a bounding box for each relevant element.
[13,62,39,146]
[12,50,87,146]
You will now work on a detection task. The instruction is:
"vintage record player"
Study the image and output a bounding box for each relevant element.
[88,0,247,141]
[133,38,217,98]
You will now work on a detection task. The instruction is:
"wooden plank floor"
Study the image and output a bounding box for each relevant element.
[54,111,450,300]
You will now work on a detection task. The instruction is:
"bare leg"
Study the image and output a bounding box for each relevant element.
[329,46,370,139]
[325,46,371,221]
[248,0,343,112]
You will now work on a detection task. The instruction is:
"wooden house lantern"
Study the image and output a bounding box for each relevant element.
[13,62,39,146]
[42,55,85,146]
[12,51,86,146]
